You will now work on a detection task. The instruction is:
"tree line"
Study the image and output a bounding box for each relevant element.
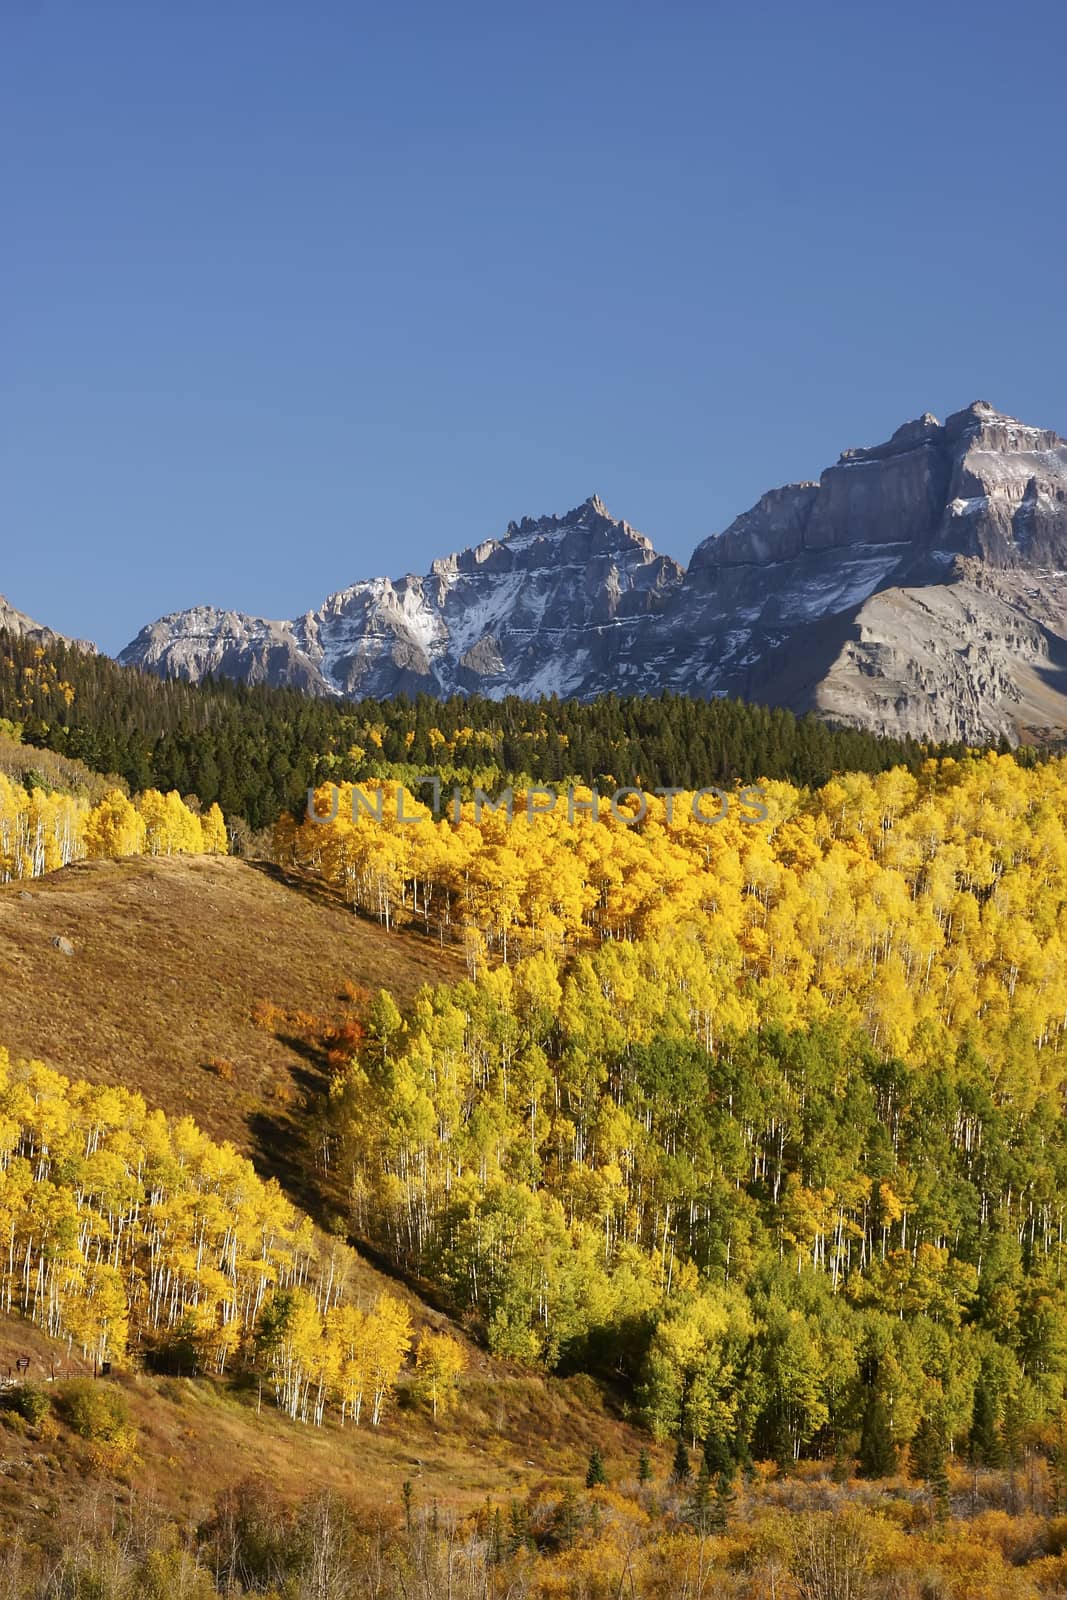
[0,630,986,832]
[0,765,226,882]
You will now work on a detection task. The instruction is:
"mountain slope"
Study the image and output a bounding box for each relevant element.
[0,593,95,653]
[0,854,654,1536]
[118,402,1067,742]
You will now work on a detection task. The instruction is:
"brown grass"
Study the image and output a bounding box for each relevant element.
[0,1315,657,1532]
[0,854,462,1160]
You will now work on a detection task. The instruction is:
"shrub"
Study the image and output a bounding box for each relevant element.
[251,999,283,1032]
[0,1382,50,1426]
[0,1405,26,1436]
[58,1379,135,1450]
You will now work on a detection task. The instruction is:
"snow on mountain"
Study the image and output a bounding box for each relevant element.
[118,405,1067,744]
[120,495,684,703]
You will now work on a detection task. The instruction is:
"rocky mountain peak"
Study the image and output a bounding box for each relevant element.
[839,411,943,464]
[116,399,1067,744]
[944,398,1063,450]
[503,494,634,544]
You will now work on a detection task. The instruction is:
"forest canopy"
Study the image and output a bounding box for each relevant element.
[290,751,1067,1469]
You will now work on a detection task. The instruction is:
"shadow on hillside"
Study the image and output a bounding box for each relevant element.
[246,1034,477,1328]
[247,1031,332,1219]
[730,609,862,714]
[245,857,464,964]
[245,857,355,917]
[346,1230,474,1324]
[1032,624,1067,701]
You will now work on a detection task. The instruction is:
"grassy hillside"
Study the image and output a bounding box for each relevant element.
[0,852,461,1160]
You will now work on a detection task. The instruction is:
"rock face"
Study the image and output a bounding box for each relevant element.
[638,402,1067,737]
[0,595,96,654]
[810,569,1067,745]
[119,403,1067,744]
[121,496,684,702]
[689,402,1067,573]
[122,606,329,695]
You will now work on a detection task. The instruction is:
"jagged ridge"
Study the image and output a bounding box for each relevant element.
[112,401,1067,743]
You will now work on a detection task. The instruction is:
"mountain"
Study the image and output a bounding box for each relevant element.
[119,402,1067,743]
[0,593,96,654]
[120,495,683,701]
[650,401,1067,742]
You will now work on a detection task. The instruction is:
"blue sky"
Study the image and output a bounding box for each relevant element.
[3,0,1065,654]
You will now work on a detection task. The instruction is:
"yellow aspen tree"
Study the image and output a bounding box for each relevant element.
[413,1330,466,1418]
[199,802,228,855]
[366,1292,413,1425]
[83,789,147,859]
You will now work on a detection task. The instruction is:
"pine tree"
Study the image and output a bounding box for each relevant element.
[732,1421,755,1484]
[685,1460,714,1534]
[637,1448,653,1485]
[507,1500,530,1555]
[713,1468,736,1533]
[671,1436,691,1486]
[831,1437,852,1483]
[969,1378,1003,1468]
[701,1423,738,1531]
[1002,1403,1026,1513]
[859,1391,897,1480]
[703,1424,734,1480]
[911,1414,950,1520]
[555,1486,581,1548]
[489,1506,505,1566]
[585,1447,606,1488]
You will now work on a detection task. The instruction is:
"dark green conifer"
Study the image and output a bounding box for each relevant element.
[671,1436,691,1486]
[859,1391,897,1480]
[969,1378,1003,1469]
[911,1414,950,1520]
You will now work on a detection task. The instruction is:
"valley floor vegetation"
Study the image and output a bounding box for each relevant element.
[4,1458,1067,1597]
